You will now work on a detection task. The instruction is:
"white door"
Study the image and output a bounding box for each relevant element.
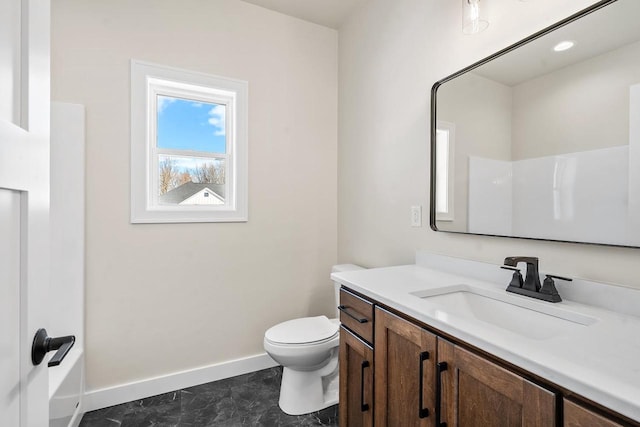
[0,1,51,426]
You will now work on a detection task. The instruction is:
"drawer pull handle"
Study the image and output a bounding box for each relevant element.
[338,305,368,323]
[436,361,448,427]
[419,351,430,418]
[360,360,370,412]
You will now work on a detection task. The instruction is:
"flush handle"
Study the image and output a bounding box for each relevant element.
[31,328,76,367]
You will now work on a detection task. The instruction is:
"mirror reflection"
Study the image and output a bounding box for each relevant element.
[432,0,640,247]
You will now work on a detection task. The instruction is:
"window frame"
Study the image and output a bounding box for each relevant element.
[131,60,248,223]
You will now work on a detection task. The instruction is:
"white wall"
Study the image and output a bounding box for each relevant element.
[512,40,640,160]
[338,0,640,287]
[51,0,338,392]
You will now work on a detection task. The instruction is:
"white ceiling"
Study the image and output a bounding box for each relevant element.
[474,0,640,86]
[239,0,367,29]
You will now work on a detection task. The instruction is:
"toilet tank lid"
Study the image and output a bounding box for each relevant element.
[331,264,364,273]
[265,316,338,344]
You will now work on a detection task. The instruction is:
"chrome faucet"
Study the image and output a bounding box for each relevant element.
[501,256,572,303]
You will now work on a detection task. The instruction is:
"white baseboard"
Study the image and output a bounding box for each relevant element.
[83,353,278,413]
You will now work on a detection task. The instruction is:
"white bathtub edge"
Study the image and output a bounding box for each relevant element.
[82,352,278,413]
[68,406,83,427]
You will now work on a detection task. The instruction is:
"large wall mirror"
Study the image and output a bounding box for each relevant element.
[431,0,640,247]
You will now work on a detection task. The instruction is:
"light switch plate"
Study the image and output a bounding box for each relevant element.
[411,206,422,227]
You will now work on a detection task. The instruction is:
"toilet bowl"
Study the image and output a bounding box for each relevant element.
[263,264,364,415]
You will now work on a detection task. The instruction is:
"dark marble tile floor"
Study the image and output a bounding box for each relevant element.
[78,367,339,426]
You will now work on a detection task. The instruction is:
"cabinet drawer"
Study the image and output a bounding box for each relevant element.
[339,288,374,344]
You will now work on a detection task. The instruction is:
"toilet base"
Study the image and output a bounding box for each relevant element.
[278,350,339,415]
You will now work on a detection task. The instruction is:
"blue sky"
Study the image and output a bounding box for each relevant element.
[157,95,226,154]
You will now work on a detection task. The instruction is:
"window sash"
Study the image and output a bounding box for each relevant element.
[147,84,236,210]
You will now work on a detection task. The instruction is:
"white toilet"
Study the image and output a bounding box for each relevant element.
[263,264,364,415]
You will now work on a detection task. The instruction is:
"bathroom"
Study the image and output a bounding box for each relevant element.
[1,0,639,425]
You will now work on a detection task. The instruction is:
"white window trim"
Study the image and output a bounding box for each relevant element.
[435,120,455,222]
[131,60,248,223]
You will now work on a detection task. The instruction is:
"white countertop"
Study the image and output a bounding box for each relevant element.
[331,254,640,422]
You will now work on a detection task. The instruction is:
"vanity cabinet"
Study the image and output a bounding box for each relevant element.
[338,286,636,427]
[564,400,624,427]
[339,326,374,427]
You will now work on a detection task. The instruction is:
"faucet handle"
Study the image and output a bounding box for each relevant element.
[501,266,524,289]
[539,274,572,302]
[545,274,572,283]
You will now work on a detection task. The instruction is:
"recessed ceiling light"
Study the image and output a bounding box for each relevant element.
[553,41,575,52]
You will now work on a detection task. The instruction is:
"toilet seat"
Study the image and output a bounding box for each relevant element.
[265,316,339,345]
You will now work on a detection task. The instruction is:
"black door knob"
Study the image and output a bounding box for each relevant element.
[31,328,76,367]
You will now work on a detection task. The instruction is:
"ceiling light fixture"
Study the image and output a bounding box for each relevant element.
[553,40,575,52]
[462,0,489,35]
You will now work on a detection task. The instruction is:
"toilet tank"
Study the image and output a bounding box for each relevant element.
[331,264,364,318]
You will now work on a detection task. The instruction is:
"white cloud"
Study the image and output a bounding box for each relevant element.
[208,104,226,136]
[157,96,176,114]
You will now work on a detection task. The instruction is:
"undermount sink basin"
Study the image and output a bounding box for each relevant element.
[411,285,598,340]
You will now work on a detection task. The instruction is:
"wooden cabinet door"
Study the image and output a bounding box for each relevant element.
[564,400,623,427]
[438,339,556,427]
[374,307,437,427]
[340,326,374,427]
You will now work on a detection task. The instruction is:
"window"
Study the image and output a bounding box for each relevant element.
[435,120,455,221]
[131,60,248,223]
